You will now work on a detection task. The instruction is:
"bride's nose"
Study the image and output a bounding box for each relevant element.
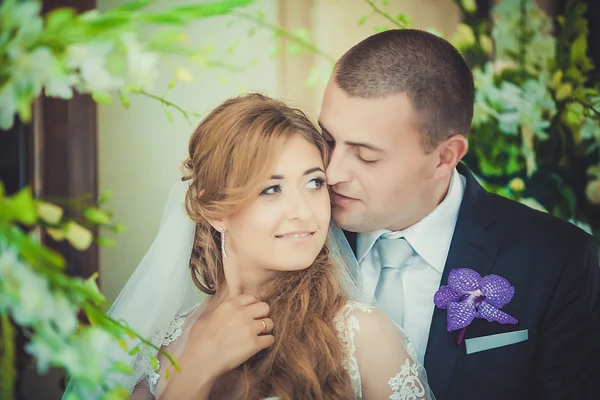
[286,192,313,220]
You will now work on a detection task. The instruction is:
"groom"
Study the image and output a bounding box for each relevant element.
[320,29,600,399]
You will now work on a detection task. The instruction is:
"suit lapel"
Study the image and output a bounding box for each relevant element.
[424,163,500,397]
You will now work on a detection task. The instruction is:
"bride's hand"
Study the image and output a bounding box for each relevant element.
[189,294,275,376]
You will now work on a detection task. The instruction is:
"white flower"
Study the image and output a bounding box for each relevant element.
[37,201,64,224]
[66,42,125,93]
[51,291,78,335]
[68,327,114,382]
[25,335,57,374]
[0,248,21,311]
[11,262,55,327]
[122,33,159,92]
[25,324,65,374]
[0,248,55,326]
[63,221,93,250]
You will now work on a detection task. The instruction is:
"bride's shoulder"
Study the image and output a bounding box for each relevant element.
[335,301,393,333]
[152,302,204,346]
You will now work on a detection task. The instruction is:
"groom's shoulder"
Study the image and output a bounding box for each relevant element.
[486,191,593,246]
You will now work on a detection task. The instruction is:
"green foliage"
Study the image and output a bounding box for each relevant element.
[0,0,255,129]
[0,0,256,398]
[454,0,600,239]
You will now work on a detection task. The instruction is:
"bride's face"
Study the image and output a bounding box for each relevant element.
[223,133,331,275]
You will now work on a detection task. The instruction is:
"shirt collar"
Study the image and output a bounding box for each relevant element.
[357,168,466,273]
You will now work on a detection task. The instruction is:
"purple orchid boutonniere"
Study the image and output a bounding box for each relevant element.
[434,268,518,345]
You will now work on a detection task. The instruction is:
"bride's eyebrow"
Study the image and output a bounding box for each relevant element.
[269,167,325,180]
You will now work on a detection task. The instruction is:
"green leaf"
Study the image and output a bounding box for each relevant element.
[286,28,311,55]
[150,356,159,371]
[111,361,134,375]
[110,224,125,234]
[80,276,106,307]
[84,207,111,224]
[374,26,390,33]
[461,0,477,14]
[111,0,153,12]
[98,190,113,204]
[140,11,187,24]
[551,70,563,89]
[118,91,130,109]
[97,236,117,247]
[102,385,130,400]
[3,226,65,269]
[555,83,573,101]
[0,187,37,225]
[358,16,367,26]
[0,313,16,400]
[92,92,113,105]
[157,0,256,21]
[570,33,588,65]
[45,8,76,32]
[395,14,409,27]
[129,347,141,356]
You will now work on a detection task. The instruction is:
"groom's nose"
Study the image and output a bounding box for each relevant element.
[326,148,351,186]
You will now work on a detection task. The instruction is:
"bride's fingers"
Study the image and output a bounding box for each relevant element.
[254,318,274,335]
[246,301,270,319]
[254,334,275,352]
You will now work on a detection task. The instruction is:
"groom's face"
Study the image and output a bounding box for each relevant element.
[319,82,440,232]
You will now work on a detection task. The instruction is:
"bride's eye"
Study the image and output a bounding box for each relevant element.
[260,184,281,195]
[306,177,325,190]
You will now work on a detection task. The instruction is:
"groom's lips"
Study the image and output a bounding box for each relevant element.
[333,191,359,206]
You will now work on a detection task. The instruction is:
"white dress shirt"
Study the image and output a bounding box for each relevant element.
[357,168,466,362]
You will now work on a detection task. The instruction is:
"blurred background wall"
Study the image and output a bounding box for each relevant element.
[97,0,461,305]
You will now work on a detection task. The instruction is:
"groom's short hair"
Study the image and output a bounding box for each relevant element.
[334,29,475,152]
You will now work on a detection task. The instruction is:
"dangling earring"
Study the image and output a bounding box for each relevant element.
[219,227,228,258]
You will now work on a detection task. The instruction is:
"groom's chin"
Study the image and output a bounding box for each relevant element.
[332,207,368,233]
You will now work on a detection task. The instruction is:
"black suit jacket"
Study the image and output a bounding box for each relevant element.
[343,163,600,399]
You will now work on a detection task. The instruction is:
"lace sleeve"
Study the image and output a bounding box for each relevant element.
[340,302,433,400]
[130,380,155,399]
[135,304,199,396]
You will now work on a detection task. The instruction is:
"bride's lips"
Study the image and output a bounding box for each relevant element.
[332,191,359,206]
[275,231,315,243]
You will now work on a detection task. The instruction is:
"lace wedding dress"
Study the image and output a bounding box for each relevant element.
[130,300,432,400]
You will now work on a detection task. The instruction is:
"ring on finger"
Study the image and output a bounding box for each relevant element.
[260,318,267,333]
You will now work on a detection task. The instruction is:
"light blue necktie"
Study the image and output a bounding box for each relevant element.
[374,236,415,326]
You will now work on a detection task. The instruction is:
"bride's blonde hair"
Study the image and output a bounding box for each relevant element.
[182,93,354,399]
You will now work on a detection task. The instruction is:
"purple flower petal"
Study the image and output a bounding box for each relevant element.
[434,285,462,309]
[447,268,482,293]
[479,274,515,308]
[477,301,518,325]
[447,300,477,331]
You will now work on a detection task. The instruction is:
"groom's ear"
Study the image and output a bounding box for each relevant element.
[433,134,468,179]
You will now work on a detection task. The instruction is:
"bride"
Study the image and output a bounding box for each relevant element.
[67,93,434,399]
